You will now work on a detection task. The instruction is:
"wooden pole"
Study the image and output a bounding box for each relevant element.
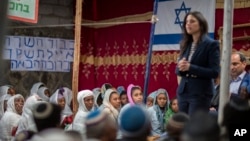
[218,0,234,125]
[72,0,83,115]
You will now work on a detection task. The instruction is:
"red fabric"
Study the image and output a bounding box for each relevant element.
[215,8,250,50]
[79,0,180,99]
[82,0,154,20]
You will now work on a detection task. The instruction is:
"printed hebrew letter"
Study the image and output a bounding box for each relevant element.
[66,51,74,61]
[40,60,46,68]
[11,60,24,69]
[63,61,70,71]
[16,3,23,11]
[14,37,21,47]
[46,61,54,70]
[47,49,53,60]
[37,38,43,47]
[10,60,18,69]
[5,37,10,47]
[24,37,35,48]
[33,60,40,68]
[57,61,63,69]
[68,40,75,50]
[25,60,33,68]
[48,39,57,48]
[24,50,34,59]
[16,49,22,59]
[59,40,66,49]
[23,5,29,13]
[9,2,15,10]
[4,49,12,59]
[37,49,45,58]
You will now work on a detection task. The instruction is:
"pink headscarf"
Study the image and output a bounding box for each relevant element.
[127,84,135,105]
[127,84,142,105]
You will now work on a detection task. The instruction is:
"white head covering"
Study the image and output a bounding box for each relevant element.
[77,90,94,112]
[63,87,72,106]
[37,87,50,102]
[0,85,10,97]
[72,90,94,138]
[16,94,43,134]
[50,88,73,117]
[92,87,101,108]
[30,82,45,96]
[0,94,24,140]
[6,94,24,113]
[103,89,120,121]
[0,94,12,119]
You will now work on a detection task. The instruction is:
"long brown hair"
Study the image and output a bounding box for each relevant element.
[179,11,208,56]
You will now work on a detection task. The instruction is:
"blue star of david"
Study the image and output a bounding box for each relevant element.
[174,1,191,29]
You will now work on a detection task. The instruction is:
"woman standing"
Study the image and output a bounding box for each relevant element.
[176,11,220,115]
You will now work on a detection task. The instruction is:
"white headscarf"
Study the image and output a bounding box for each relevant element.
[0,94,24,140]
[0,94,12,119]
[37,87,50,102]
[50,88,73,118]
[102,89,120,122]
[16,94,43,135]
[62,87,72,106]
[92,87,101,109]
[0,85,10,97]
[72,90,94,138]
[30,82,45,96]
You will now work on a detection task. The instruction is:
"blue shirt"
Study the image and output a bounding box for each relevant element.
[230,71,246,95]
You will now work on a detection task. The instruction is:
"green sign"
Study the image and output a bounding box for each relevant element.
[8,0,39,23]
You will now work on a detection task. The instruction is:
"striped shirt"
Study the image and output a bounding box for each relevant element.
[188,43,196,61]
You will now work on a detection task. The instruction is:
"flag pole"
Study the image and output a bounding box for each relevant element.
[218,0,234,125]
[143,0,159,103]
[72,0,83,116]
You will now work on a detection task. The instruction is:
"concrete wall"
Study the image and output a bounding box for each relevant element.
[1,0,74,97]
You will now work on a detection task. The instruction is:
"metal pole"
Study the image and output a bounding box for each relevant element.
[0,0,9,85]
[143,0,159,103]
[218,0,234,125]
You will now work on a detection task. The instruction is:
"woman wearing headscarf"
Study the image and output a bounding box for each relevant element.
[92,87,102,110]
[0,85,16,97]
[117,84,144,140]
[16,94,43,135]
[98,83,113,111]
[147,88,170,136]
[37,86,51,102]
[165,97,179,126]
[102,89,121,124]
[0,93,12,119]
[146,90,157,109]
[62,87,73,110]
[0,94,24,141]
[72,90,94,139]
[50,87,73,130]
[30,82,45,96]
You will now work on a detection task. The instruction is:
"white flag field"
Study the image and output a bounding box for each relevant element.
[153,0,216,51]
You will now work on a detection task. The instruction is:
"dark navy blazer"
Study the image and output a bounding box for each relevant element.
[176,35,220,97]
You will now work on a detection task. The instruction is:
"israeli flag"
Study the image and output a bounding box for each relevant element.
[153,0,216,51]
